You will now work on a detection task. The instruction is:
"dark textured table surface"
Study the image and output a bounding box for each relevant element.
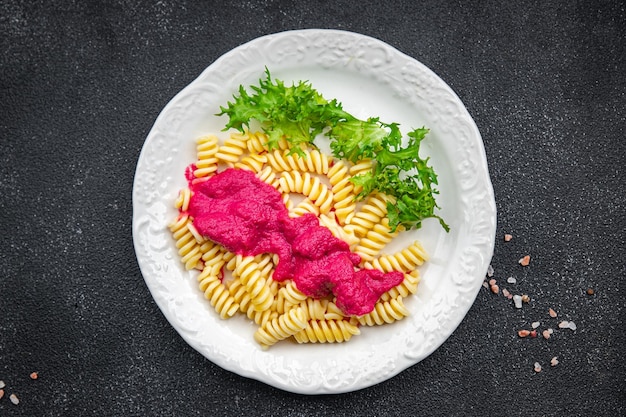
[1,1,625,416]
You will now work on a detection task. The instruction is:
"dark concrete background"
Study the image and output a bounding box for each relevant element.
[1,1,624,416]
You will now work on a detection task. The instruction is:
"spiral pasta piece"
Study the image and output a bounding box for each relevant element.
[273,286,297,315]
[278,171,334,214]
[357,296,410,326]
[174,188,192,211]
[194,135,220,178]
[254,253,276,279]
[266,149,330,175]
[244,130,271,153]
[231,281,277,326]
[327,160,357,225]
[248,308,278,327]
[243,130,290,153]
[201,242,229,276]
[291,149,330,175]
[289,198,320,218]
[323,302,346,320]
[266,149,292,172]
[282,193,293,211]
[255,166,280,189]
[379,270,421,302]
[294,319,361,344]
[303,174,334,214]
[234,153,267,173]
[345,192,395,237]
[233,255,274,312]
[349,159,374,176]
[215,133,248,166]
[228,277,252,311]
[197,266,239,319]
[298,298,330,321]
[168,214,203,270]
[277,169,303,193]
[369,241,428,272]
[253,307,307,349]
[280,281,308,305]
[229,276,275,329]
[354,219,402,262]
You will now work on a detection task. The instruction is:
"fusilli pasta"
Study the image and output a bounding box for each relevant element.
[169,130,430,348]
[168,214,203,270]
[294,319,361,344]
[357,296,410,326]
[197,266,240,319]
[194,135,220,178]
[253,307,307,349]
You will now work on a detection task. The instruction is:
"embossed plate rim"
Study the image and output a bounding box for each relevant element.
[132,29,496,394]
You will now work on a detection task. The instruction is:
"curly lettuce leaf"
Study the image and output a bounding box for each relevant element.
[217,70,448,232]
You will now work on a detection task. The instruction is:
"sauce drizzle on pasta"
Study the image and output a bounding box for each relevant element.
[186,168,404,316]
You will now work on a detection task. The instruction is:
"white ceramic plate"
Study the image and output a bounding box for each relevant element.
[132,29,496,394]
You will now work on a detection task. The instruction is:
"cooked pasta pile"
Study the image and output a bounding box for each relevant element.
[169,131,428,349]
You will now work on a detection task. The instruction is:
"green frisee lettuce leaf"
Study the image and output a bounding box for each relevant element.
[217,69,449,232]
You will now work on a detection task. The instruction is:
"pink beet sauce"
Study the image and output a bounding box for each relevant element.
[186,168,404,316]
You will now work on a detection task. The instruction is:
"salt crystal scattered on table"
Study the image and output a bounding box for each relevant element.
[490,284,499,294]
[534,362,542,373]
[551,357,559,366]
[30,372,38,380]
[542,329,551,339]
[558,320,569,328]
[0,389,4,400]
[10,393,19,405]
[507,277,517,284]
[0,380,4,389]
[489,279,496,286]
[532,321,540,329]
[504,233,513,242]
[502,288,510,298]
[513,295,523,309]
[519,255,531,266]
[549,308,557,318]
[521,294,530,303]
[518,329,531,337]
[487,265,494,277]
[482,281,489,289]
[568,321,577,331]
